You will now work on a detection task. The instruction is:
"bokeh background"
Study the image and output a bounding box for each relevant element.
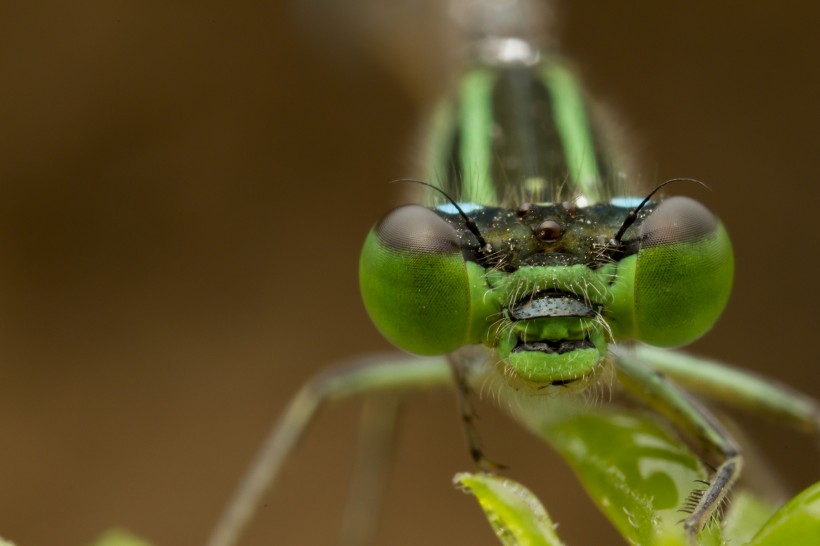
[0,1,818,545]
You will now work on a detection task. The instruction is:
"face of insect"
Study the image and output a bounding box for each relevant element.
[359,196,733,389]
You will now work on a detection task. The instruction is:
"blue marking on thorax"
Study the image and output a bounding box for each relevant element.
[436,202,483,215]
[610,196,644,208]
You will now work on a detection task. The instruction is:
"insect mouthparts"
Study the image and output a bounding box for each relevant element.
[508,291,597,321]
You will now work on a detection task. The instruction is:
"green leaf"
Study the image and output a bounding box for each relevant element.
[455,472,565,546]
[745,481,820,546]
[722,490,777,544]
[460,399,818,546]
[537,409,722,545]
[476,404,728,545]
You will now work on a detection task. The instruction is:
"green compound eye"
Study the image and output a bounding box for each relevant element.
[359,205,492,355]
[624,196,734,347]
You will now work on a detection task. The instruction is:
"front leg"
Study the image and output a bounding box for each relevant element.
[614,350,742,544]
[629,344,820,436]
[206,354,452,546]
[448,351,506,472]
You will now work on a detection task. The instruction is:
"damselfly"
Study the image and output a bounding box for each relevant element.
[208,1,820,544]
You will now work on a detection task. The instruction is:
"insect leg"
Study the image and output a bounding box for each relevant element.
[340,393,402,546]
[206,354,451,546]
[613,351,743,544]
[629,345,820,437]
[448,351,505,472]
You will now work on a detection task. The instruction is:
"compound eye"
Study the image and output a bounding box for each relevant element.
[632,196,734,347]
[375,204,462,256]
[639,195,719,248]
[359,205,472,355]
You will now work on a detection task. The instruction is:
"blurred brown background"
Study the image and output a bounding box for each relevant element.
[0,1,818,545]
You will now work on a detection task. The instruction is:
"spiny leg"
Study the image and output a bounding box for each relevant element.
[614,350,743,545]
[205,355,451,546]
[447,352,505,472]
[340,394,403,546]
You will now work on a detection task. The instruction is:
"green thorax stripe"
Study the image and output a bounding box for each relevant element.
[425,60,612,208]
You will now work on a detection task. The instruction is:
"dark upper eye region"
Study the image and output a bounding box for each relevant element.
[373,197,719,266]
[375,205,462,255]
[639,196,718,248]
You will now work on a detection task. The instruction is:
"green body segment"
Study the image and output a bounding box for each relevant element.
[543,63,605,200]
[426,60,614,207]
[360,57,734,387]
[456,68,498,206]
